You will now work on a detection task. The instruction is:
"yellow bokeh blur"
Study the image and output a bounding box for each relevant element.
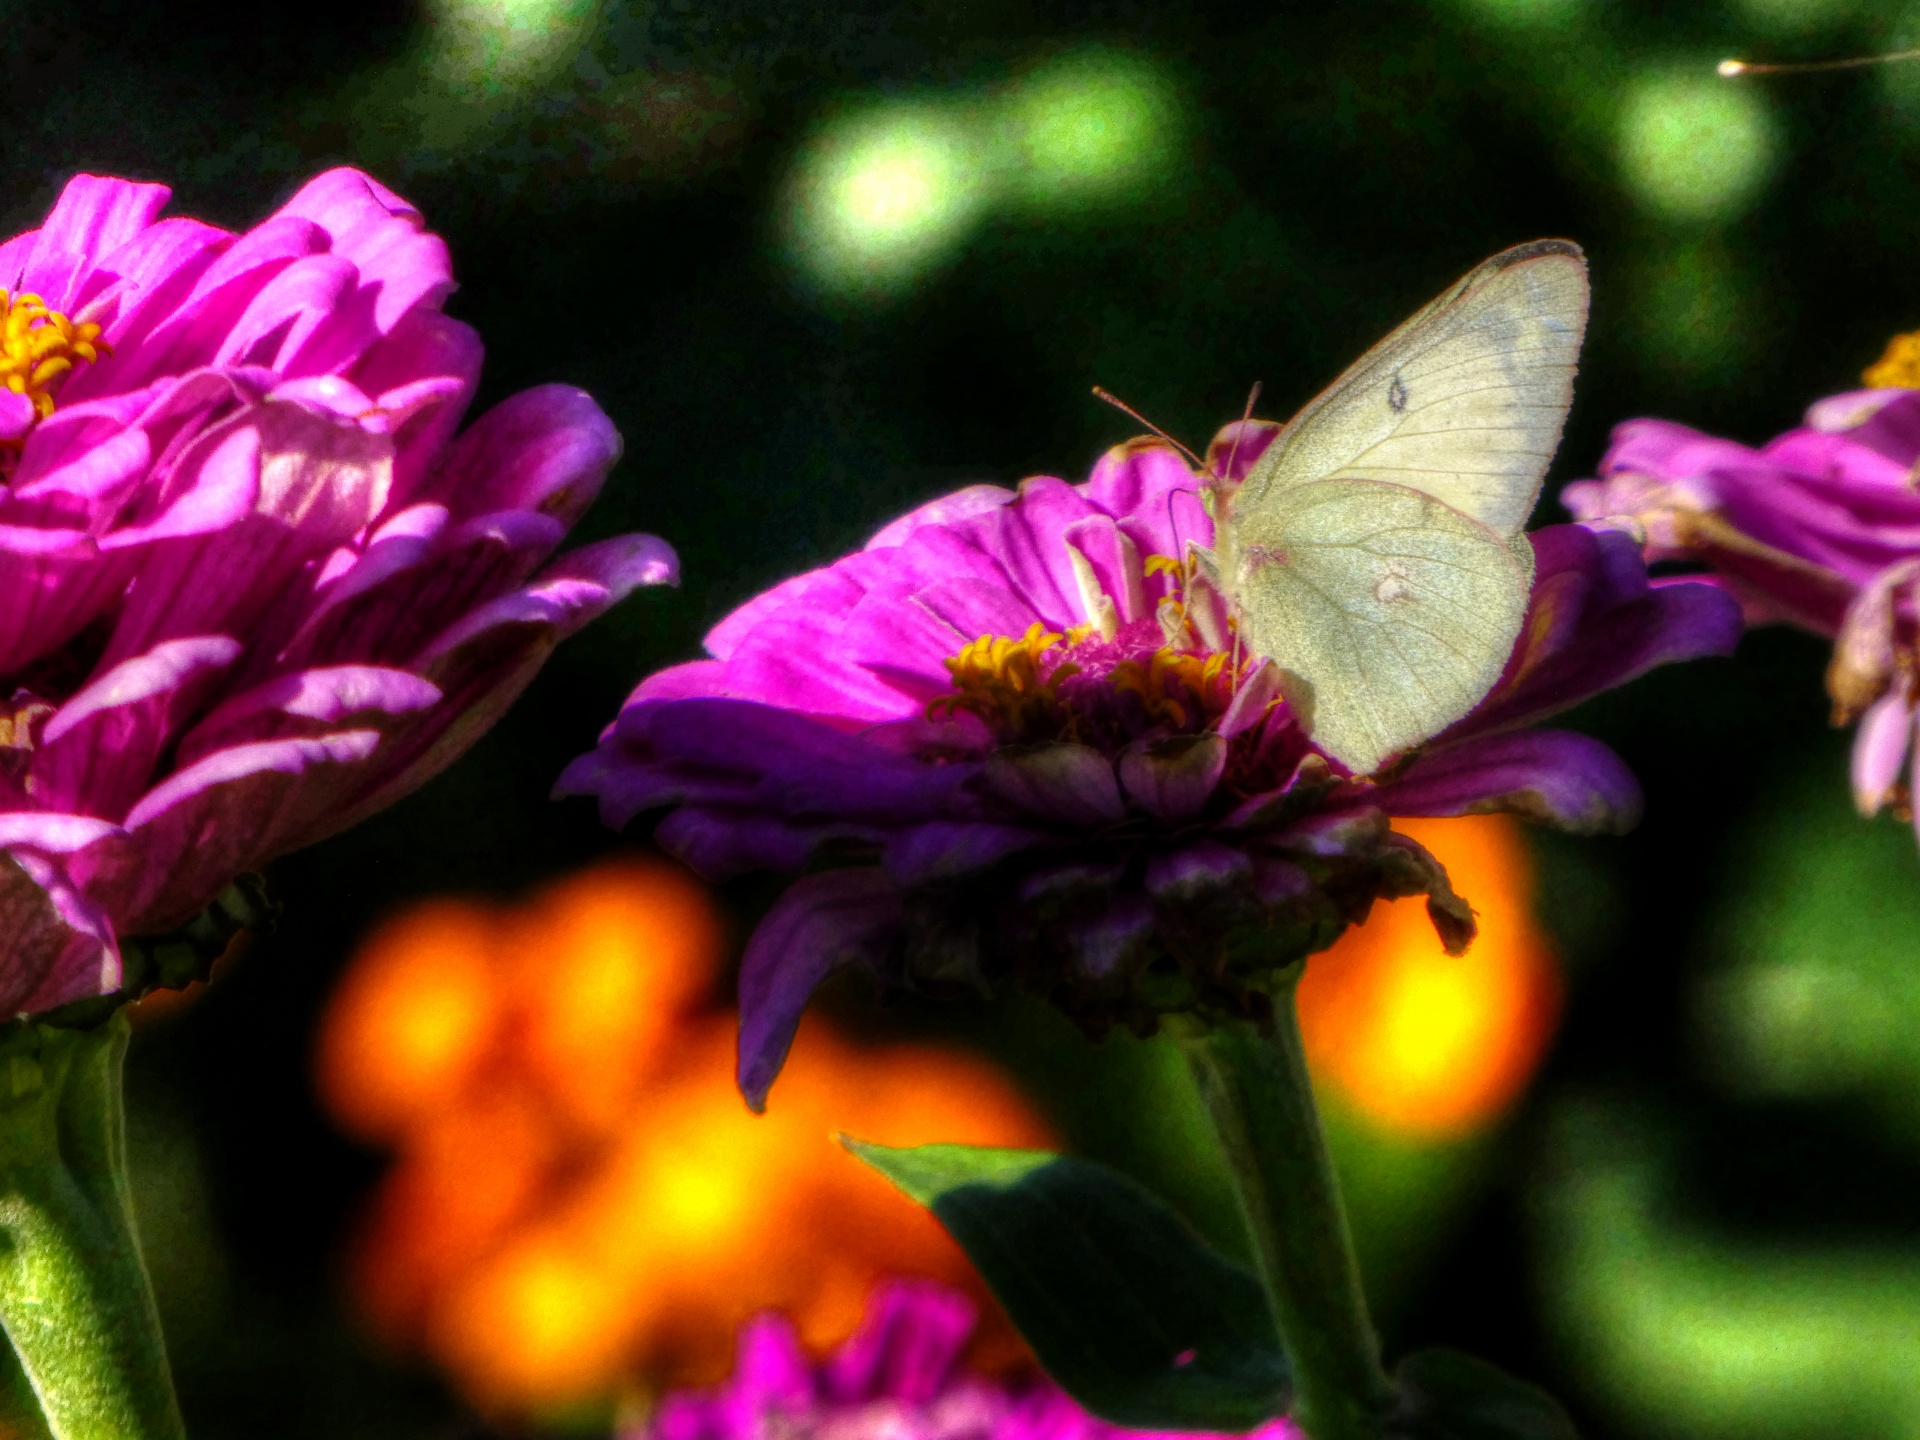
[1297,814,1561,1138]
[315,858,1053,1415]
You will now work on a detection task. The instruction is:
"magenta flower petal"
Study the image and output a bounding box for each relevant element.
[737,868,905,1112]
[982,745,1127,826]
[1561,358,1920,819]
[1448,526,1744,737]
[97,731,381,932]
[635,1279,1302,1440]
[661,808,888,879]
[0,170,675,1011]
[0,850,118,1014]
[32,636,243,815]
[576,428,1734,1104]
[1373,729,1644,835]
[1852,691,1914,814]
[883,821,1049,886]
[823,1281,976,1403]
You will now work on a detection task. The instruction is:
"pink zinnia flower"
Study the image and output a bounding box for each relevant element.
[562,424,1738,1108]
[637,1279,1302,1440]
[0,169,676,1016]
[1562,337,1920,828]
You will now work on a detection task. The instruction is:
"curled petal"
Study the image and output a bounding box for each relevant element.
[737,868,904,1111]
[1852,690,1916,817]
[1827,559,1920,723]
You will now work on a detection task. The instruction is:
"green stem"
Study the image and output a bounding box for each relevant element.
[0,1014,185,1440]
[1175,988,1392,1440]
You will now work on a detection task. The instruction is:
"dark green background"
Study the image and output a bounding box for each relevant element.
[12,0,1920,1435]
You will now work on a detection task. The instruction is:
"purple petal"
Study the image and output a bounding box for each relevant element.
[705,564,870,662]
[736,868,904,1111]
[1067,893,1156,980]
[822,1279,974,1404]
[1462,527,1743,735]
[882,821,1047,885]
[111,731,382,930]
[1219,662,1283,738]
[658,807,884,879]
[1081,438,1200,520]
[1119,733,1226,821]
[304,536,676,846]
[909,577,1045,648]
[1378,728,1643,835]
[176,665,442,764]
[865,484,1014,551]
[416,384,621,527]
[15,174,171,308]
[0,849,120,1013]
[33,636,243,817]
[0,814,124,853]
[980,744,1125,826]
[1144,840,1252,904]
[1853,691,1914,815]
[272,167,453,331]
[970,476,1099,629]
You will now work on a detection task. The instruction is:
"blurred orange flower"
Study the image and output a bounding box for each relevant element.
[318,820,1554,1411]
[316,858,1053,1413]
[1295,814,1561,1138]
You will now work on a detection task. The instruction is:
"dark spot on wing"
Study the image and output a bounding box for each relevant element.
[1388,374,1408,413]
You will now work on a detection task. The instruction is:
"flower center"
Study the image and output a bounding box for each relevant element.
[933,623,1081,740]
[1,290,106,423]
[931,620,1243,748]
[1864,329,1920,390]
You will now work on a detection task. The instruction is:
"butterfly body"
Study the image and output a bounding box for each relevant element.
[1200,241,1589,776]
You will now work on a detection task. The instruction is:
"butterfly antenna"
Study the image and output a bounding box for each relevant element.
[1160,489,1193,616]
[1092,386,1208,471]
[1218,380,1264,485]
[1719,47,1920,76]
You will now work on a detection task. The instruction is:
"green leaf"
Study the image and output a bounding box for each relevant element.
[1390,1350,1581,1440]
[846,1139,1290,1431]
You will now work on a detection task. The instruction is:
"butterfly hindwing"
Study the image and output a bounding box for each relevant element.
[1228,479,1530,778]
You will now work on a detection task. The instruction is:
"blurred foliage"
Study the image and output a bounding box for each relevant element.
[10,0,1920,1434]
[1531,745,1920,1438]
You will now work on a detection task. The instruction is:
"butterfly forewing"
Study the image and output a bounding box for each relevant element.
[1229,480,1530,778]
[1233,241,1588,538]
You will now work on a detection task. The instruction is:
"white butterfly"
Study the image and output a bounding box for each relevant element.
[1201,240,1589,776]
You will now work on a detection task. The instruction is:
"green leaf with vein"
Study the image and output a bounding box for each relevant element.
[845,1139,1291,1430]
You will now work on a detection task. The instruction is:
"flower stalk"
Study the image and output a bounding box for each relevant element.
[1175,989,1391,1440]
[0,1013,184,1440]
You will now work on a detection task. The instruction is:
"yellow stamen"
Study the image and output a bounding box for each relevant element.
[931,623,1079,738]
[1865,330,1920,389]
[0,698,53,752]
[0,289,108,426]
[1111,647,1236,729]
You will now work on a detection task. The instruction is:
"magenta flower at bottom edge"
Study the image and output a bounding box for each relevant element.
[1562,380,1920,831]
[639,1279,1302,1440]
[563,422,1739,1110]
[0,168,676,1018]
